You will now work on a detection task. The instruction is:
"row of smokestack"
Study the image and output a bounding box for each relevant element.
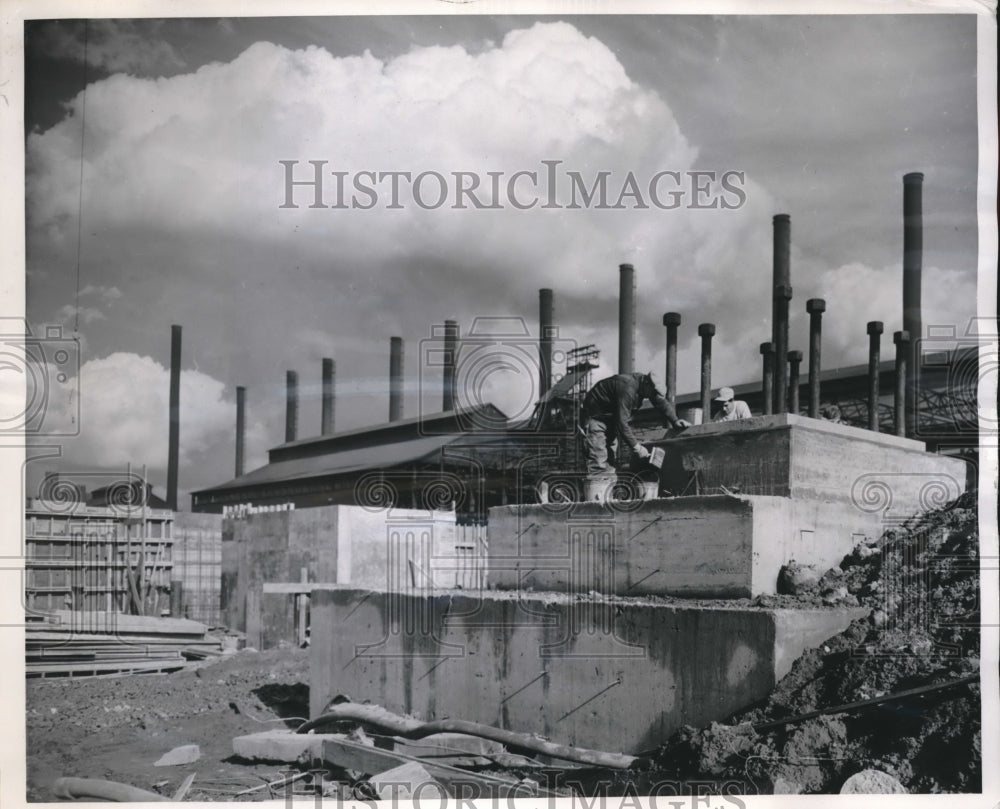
[168,175,923,494]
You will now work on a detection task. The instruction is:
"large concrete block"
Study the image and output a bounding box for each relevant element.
[309,586,866,754]
[487,495,883,598]
[655,414,967,517]
[222,506,476,648]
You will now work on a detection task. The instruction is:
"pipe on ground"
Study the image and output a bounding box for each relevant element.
[298,702,640,769]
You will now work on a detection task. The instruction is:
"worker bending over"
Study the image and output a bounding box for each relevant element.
[581,372,690,475]
[711,386,751,422]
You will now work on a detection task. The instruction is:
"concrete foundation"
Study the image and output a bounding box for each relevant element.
[488,495,885,598]
[310,587,866,753]
[654,414,966,517]
[222,506,481,648]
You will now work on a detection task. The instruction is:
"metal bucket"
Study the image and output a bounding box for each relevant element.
[583,473,616,503]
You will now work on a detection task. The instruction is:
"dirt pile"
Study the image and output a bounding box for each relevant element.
[657,491,981,793]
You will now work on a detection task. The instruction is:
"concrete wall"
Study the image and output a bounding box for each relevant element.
[310,586,865,752]
[656,414,967,515]
[172,511,223,625]
[221,506,470,647]
[488,496,884,598]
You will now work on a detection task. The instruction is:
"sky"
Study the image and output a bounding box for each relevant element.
[17,12,983,503]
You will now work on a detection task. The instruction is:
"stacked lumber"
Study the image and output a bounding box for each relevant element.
[25,610,222,677]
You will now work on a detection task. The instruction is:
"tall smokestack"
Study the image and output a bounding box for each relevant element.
[539,289,554,397]
[663,312,681,404]
[867,321,884,432]
[903,172,923,438]
[787,350,803,414]
[235,386,246,478]
[806,298,826,418]
[894,330,910,437]
[321,358,335,435]
[443,320,458,411]
[167,325,181,511]
[773,285,792,413]
[618,264,636,374]
[760,342,775,416]
[772,214,791,413]
[389,337,404,422]
[698,323,715,420]
[285,370,298,443]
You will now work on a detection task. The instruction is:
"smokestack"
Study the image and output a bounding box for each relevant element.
[662,312,681,404]
[903,172,923,438]
[235,386,246,478]
[167,325,181,511]
[773,285,792,413]
[539,289,554,397]
[618,264,636,374]
[698,323,715,420]
[787,350,803,414]
[867,321,884,432]
[894,330,909,437]
[389,337,404,422]
[321,358,335,435]
[806,298,826,418]
[285,370,298,443]
[771,214,791,414]
[760,342,775,415]
[443,320,458,411]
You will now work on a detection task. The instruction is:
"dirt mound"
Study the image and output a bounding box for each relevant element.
[655,492,982,794]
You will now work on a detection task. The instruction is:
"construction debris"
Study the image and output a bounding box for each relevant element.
[232,729,325,763]
[154,744,201,767]
[52,776,171,802]
[300,700,640,769]
[26,611,221,678]
[368,762,445,801]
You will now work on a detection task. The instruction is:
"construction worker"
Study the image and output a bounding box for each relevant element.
[711,386,752,422]
[581,371,690,475]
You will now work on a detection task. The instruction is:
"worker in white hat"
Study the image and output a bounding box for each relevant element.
[711,386,751,422]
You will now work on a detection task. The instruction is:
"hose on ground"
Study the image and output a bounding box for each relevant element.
[296,702,640,769]
[53,776,171,802]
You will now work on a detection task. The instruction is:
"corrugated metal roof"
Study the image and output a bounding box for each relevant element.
[195,432,473,494]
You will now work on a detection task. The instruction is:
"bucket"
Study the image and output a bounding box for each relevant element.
[640,480,660,500]
[680,407,703,425]
[583,473,616,503]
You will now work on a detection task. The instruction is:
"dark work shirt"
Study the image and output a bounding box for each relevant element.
[582,372,680,448]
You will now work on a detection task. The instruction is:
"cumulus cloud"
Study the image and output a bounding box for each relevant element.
[44,353,268,489]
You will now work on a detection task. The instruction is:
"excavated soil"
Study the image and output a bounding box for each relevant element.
[648,491,982,794]
[25,493,984,799]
